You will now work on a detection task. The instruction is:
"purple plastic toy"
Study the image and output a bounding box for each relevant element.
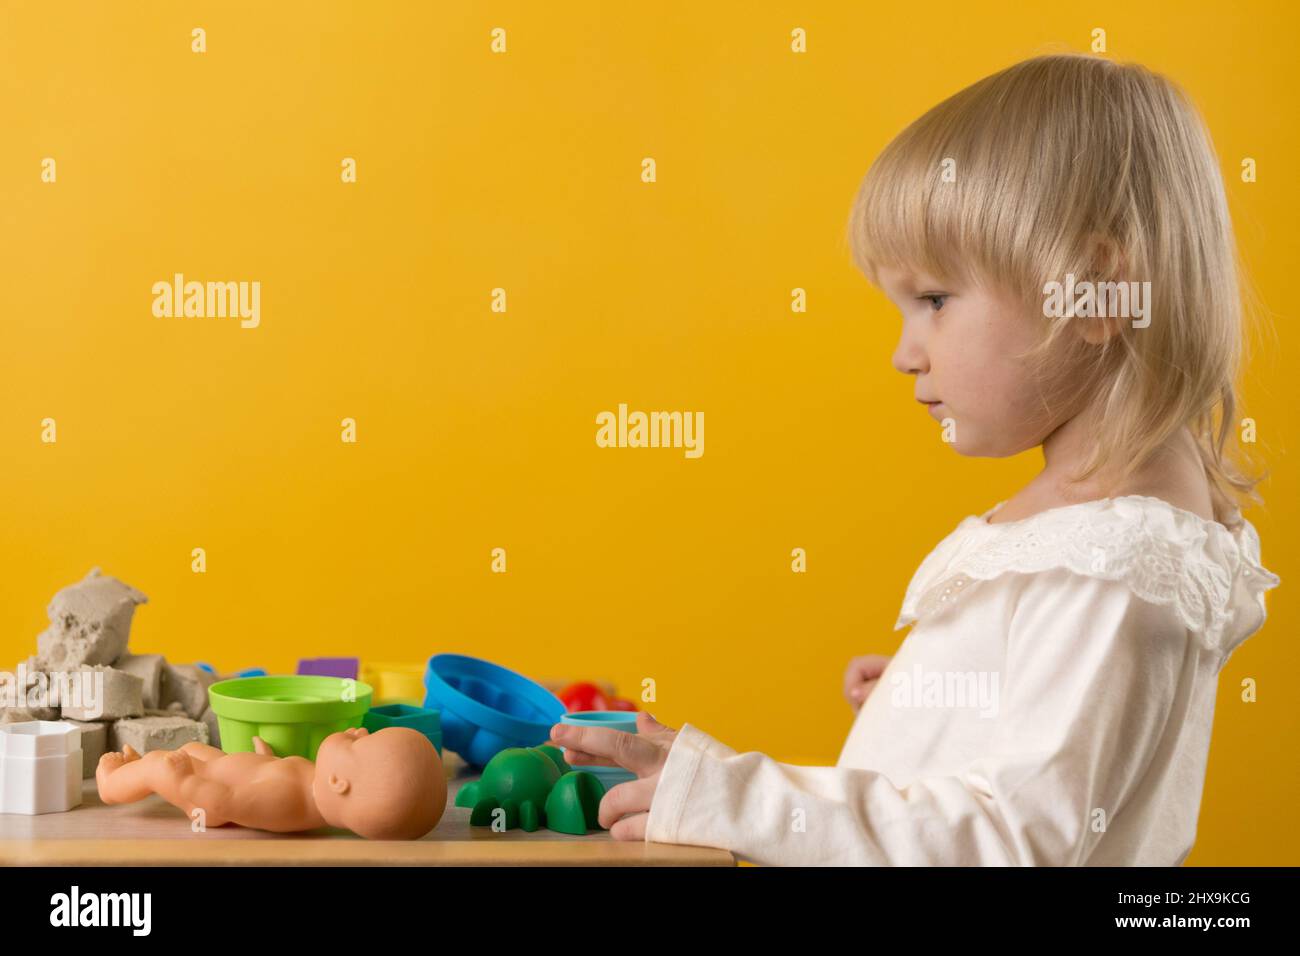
[295,657,359,680]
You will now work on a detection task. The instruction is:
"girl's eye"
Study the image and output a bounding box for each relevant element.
[918,294,949,312]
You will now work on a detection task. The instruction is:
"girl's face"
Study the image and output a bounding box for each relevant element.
[875,264,1073,457]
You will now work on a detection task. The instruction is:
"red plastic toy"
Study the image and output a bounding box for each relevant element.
[558,681,638,713]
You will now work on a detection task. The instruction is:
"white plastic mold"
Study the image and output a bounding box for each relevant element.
[0,720,84,814]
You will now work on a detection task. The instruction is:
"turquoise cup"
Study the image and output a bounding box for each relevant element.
[559,711,639,787]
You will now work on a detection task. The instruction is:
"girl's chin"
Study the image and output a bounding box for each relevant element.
[944,433,1034,459]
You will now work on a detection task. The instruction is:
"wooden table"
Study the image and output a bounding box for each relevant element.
[0,753,734,866]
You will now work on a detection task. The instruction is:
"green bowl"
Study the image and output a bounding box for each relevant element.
[208,675,373,760]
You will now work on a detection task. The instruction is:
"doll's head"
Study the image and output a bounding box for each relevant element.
[312,727,447,840]
[846,53,1260,504]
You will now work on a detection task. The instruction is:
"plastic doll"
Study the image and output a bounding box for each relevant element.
[96,726,446,839]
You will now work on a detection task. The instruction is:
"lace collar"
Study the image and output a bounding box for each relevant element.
[895,495,1281,654]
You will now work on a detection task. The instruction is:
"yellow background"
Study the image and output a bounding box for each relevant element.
[1,1,1295,865]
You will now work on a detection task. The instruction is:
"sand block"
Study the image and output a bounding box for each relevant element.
[199,707,221,748]
[66,720,107,778]
[109,715,209,754]
[0,705,60,723]
[2,657,60,720]
[60,666,144,722]
[37,569,148,669]
[2,659,58,720]
[143,706,185,717]
[160,664,217,719]
[113,653,165,709]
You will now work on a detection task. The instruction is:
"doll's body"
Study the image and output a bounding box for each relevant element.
[97,740,326,831]
[96,726,446,839]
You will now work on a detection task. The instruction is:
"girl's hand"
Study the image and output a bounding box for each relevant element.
[547,712,678,841]
[843,654,891,712]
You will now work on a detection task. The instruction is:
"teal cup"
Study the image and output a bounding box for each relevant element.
[559,711,639,787]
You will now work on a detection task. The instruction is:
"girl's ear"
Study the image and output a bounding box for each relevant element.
[1088,233,1128,279]
[1071,234,1130,345]
[1075,313,1125,345]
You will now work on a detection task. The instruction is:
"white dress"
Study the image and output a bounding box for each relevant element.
[643,495,1280,865]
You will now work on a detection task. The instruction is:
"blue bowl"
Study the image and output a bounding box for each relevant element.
[422,654,565,769]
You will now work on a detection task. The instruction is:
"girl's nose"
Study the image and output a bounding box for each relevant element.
[892,328,929,376]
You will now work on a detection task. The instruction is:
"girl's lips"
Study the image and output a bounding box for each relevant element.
[923,401,944,419]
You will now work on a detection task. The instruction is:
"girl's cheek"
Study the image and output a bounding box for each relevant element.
[935,343,982,391]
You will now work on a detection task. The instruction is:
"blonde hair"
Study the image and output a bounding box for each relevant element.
[846,53,1263,510]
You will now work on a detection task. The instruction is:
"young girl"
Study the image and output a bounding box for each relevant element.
[548,53,1280,865]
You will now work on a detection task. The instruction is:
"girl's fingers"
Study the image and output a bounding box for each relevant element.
[845,655,891,695]
[609,811,649,842]
[548,724,664,774]
[855,678,879,697]
[845,674,871,701]
[862,654,892,679]
[844,663,867,697]
[636,711,678,744]
[550,716,677,778]
[563,748,619,768]
[597,776,657,830]
[848,678,880,712]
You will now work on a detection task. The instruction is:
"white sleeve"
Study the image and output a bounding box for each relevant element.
[644,570,1195,865]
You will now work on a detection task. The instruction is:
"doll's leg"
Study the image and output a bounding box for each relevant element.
[106,749,236,826]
